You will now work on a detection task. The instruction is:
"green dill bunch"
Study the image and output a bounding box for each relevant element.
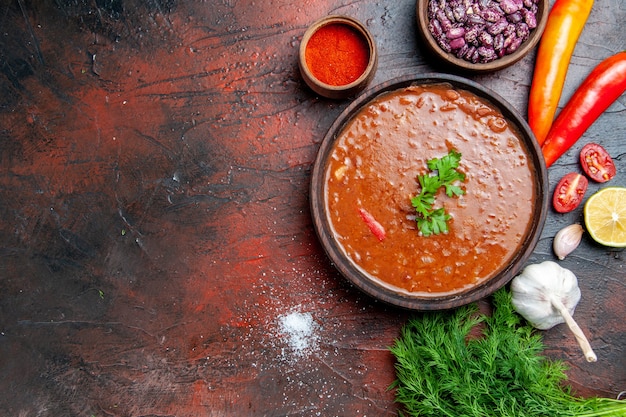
[389,289,626,417]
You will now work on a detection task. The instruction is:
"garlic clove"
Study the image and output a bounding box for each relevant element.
[553,223,584,260]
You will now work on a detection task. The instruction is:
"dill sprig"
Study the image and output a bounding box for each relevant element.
[390,289,626,417]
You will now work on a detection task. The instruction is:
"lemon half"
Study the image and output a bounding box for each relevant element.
[583,187,626,248]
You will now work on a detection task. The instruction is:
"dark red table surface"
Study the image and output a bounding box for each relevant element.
[1,0,624,416]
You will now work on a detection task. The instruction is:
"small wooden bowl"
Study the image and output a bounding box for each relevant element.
[416,0,548,72]
[299,15,378,99]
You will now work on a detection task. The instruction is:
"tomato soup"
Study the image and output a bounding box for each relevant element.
[324,84,535,296]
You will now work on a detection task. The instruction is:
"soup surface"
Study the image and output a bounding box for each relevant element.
[325,84,536,296]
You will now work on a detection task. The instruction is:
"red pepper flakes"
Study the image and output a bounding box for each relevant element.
[304,23,370,87]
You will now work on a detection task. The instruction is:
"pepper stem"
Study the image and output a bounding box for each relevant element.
[551,296,597,362]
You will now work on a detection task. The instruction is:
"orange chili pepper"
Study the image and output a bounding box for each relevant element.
[527,0,594,146]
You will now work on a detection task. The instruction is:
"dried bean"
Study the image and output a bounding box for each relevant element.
[466,13,486,25]
[456,43,470,58]
[507,11,523,23]
[488,17,509,35]
[529,3,538,14]
[500,0,523,14]
[506,36,523,54]
[478,45,497,62]
[478,31,494,46]
[464,24,483,43]
[436,9,453,31]
[470,48,480,63]
[516,22,530,40]
[494,33,505,52]
[447,27,466,39]
[503,33,516,49]
[453,4,467,22]
[482,7,502,22]
[426,0,539,64]
[428,0,440,17]
[464,45,477,60]
[449,37,467,49]
[503,23,516,37]
[429,19,444,37]
[436,35,453,52]
[444,5,455,22]
[522,8,537,28]
[493,3,505,15]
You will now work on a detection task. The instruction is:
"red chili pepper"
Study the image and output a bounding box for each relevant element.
[527,0,594,146]
[358,207,386,241]
[542,51,626,167]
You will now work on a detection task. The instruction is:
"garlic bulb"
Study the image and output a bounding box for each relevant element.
[553,224,584,260]
[511,261,597,362]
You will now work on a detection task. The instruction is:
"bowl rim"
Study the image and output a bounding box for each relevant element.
[298,15,378,98]
[310,73,549,310]
[415,0,549,72]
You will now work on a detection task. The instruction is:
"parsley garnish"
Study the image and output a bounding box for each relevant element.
[411,149,465,236]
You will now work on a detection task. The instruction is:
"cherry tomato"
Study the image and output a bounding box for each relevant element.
[579,143,616,183]
[552,172,588,213]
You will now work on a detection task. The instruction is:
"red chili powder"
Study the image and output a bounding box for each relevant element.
[305,23,370,86]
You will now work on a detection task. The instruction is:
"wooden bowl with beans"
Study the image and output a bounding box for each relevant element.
[417,0,548,72]
[310,73,549,310]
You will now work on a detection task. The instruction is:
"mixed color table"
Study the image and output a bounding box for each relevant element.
[1,0,624,415]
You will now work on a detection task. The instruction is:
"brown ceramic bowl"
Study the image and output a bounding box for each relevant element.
[416,0,548,72]
[310,73,548,310]
[299,15,378,99]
